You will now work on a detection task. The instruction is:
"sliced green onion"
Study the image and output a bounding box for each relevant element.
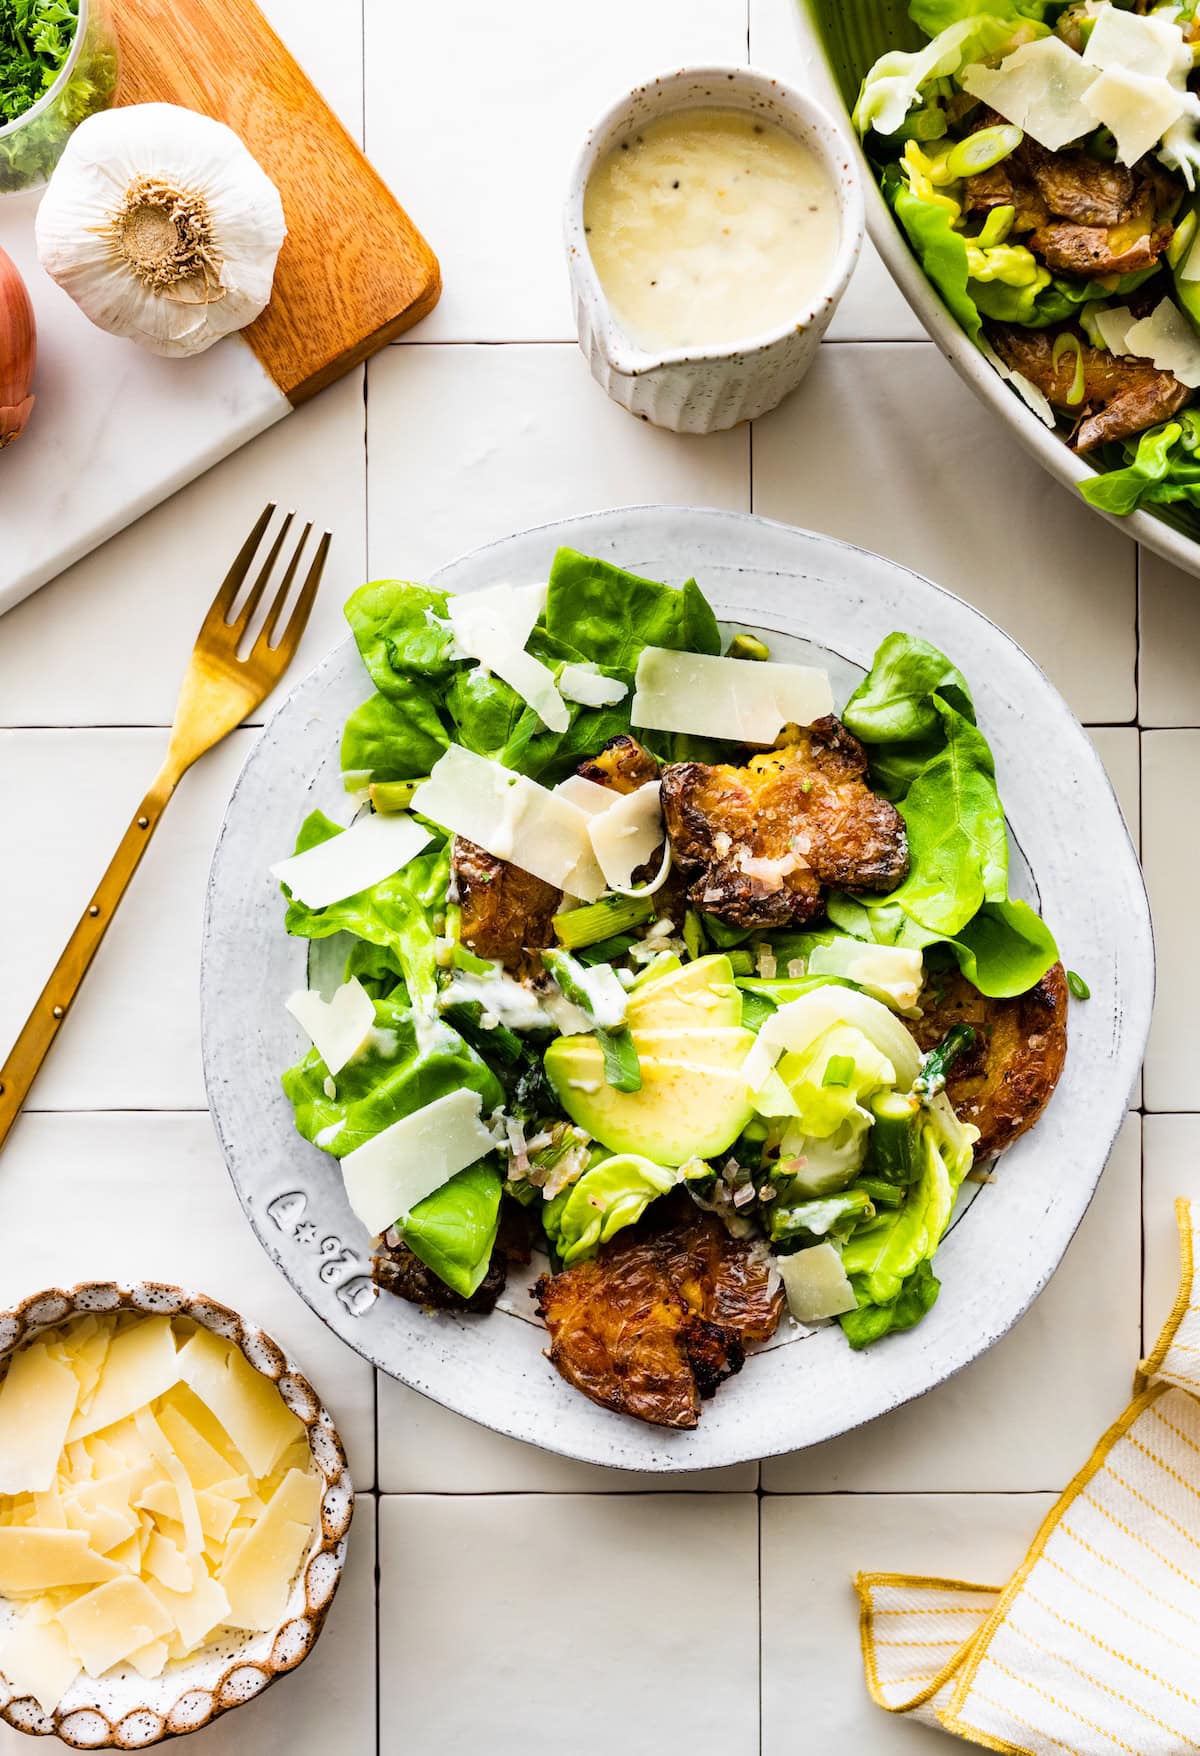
[369,778,426,812]
[855,1176,906,1211]
[596,1026,642,1092]
[1066,969,1091,1001]
[450,943,493,975]
[577,933,637,966]
[725,632,770,662]
[552,892,655,950]
[727,949,755,977]
[1052,332,1087,407]
[945,123,1023,182]
[1169,208,1199,271]
[822,1054,856,1089]
[975,203,1015,250]
[683,909,705,962]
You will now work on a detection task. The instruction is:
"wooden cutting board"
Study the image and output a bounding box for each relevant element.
[110,0,440,403]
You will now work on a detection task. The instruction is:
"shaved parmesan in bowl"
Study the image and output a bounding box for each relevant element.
[1124,298,1200,388]
[0,1306,328,1718]
[631,647,833,745]
[960,38,1097,152]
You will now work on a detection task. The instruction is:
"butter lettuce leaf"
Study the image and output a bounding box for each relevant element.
[340,689,449,785]
[545,548,721,673]
[543,1153,678,1266]
[280,811,449,1014]
[344,579,460,697]
[402,1160,503,1299]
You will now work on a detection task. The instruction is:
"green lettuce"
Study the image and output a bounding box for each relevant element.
[280,811,449,1014]
[889,176,982,340]
[908,0,1048,32]
[343,579,459,698]
[544,548,721,672]
[838,1100,973,1346]
[1080,413,1200,517]
[282,992,504,1159]
[831,633,1058,996]
[542,1153,678,1265]
[340,690,448,786]
[402,1161,503,1299]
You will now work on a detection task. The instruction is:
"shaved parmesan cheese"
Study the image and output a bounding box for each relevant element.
[143,1531,191,1594]
[0,1612,80,1714]
[1125,298,1200,387]
[554,773,618,816]
[1093,304,1136,355]
[807,942,924,1014]
[67,1318,181,1443]
[631,648,833,745]
[446,581,568,733]
[176,1330,304,1481]
[1009,370,1056,428]
[56,1576,173,1677]
[271,810,431,910]
[1082,7,1190,81]
[588,780,664,892]
[1083,66,1185,168]
[0,1343,79,1494]
[155,1402,241,1492]
[961,38,1097,151]
[127,1637,169,1680]
[0,1529,119,1593]
[285,976,375,1076]
[220,1468,321,1632]
[558,663,628,708]
[778,1242,858,1323]
[411,746,606,900]
[339,1087,495,1236]
[144,1558,230,1650]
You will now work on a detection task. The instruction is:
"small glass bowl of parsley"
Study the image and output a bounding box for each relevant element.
[0,0,119,195]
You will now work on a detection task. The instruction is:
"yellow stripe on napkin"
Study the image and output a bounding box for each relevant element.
[857,1198,1200,1756]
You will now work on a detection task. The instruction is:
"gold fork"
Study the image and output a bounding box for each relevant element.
[0,503,331,1153]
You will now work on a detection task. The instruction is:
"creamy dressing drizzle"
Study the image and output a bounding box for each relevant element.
[584,107,839,351]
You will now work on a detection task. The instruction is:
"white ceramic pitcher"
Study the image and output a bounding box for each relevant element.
[565,65,865,435]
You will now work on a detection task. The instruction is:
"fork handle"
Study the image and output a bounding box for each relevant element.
[0,764,178,1153]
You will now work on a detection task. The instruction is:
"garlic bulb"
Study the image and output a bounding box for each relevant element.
[35,103,286,358]
[0,245,36,447]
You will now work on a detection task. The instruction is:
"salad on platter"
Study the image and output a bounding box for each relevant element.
[272,549,1070,1431]
[855,0,1200,531]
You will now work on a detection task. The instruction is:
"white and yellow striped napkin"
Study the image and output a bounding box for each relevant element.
[857,1198,1200,1755]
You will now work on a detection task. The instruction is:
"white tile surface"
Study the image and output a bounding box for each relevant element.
[761,1495,1055,1756]
[0,730,256,1110]
[365,342,750,579]
[0,372,366,729]
[1143,1113,1200,1349]
[379,1494,758,1755]
[1087,725,1141,852]
[377,1377,756,1493]
[366,0,750,344]
[1139,552,1200,728]
[763,1114,1141,1494]
[752,342,1137,724]
[1142,731,1200,1112]
[0,1112,375,1487]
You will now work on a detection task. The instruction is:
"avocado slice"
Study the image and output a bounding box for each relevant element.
[625,953,742,1030]
[543,1046,755,1164]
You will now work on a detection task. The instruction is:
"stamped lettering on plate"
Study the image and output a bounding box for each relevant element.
[267,1191,378,1315]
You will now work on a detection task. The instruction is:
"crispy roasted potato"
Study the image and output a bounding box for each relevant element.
[452,836,561,975]
[577,733,660,795]
[660,716,908,928]
[911,962,1069,1160]
[534,1192,783,1429]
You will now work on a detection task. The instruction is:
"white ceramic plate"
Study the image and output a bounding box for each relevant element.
[796,22,1200,582]
[201,506,1153,1472]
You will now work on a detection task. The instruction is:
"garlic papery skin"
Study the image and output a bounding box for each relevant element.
[0,244,36,447]
[35,102,286,358]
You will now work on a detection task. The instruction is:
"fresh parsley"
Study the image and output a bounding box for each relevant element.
[0,0,79,126]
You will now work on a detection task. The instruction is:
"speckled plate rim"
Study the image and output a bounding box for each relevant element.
[0,1282,353,1748]
[201,506,1154,1473]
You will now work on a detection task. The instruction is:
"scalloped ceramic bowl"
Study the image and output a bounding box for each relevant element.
[0,1283,352,1749]
[797,0,1200,580]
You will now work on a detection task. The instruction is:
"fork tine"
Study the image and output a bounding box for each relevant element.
[253,520,312,653]
[227,509,294,637]
[204,502,276,627]
[271,529,331,665]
